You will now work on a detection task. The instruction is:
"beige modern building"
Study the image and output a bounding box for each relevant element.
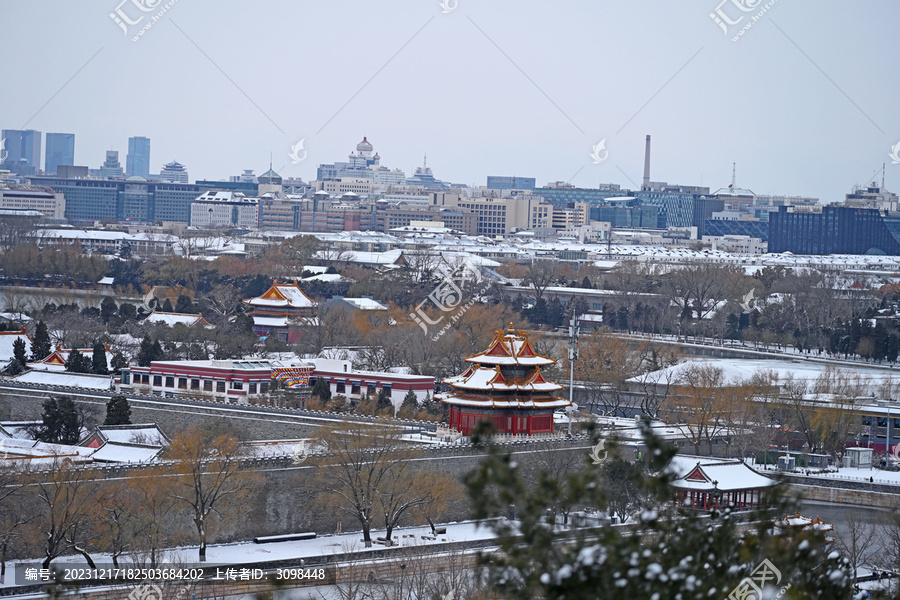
[322,177,374,196]
[430,191,552,236]
[0,184,65,219]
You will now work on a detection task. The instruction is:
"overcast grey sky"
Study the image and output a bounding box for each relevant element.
[2,1,898,202]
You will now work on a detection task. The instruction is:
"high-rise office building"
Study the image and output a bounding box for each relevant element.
[768,205,900,255]
[1,129,42,174]
[126,136,151,178]
[44,133,75,175]
[100,151,124,179]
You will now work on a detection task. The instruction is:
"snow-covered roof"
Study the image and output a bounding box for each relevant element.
[301,266,328,275]
[13,370,111,390]
[302,273,351,283]
[245,281,316,309]
[445,365,562,392]
[465,328,554,367]
[438,391,570,409]
[89,444,161,463]
[96,424,168,446]
[341,297,388,311]
[0,328,31,363]
[251,315,289,328]
[141,311,210,327]
[668,455,777,492]
[630,357,897,387]
[0,421,41,440]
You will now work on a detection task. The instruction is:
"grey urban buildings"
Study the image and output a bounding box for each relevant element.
[29,175,207,223]
[44,133,75,175]
[160,160,189,183]
[1,129,42,175]
[100,151,124,179]
[126,136,151,179]
[487,176,536,191]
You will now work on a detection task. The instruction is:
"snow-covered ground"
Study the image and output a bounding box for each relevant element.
[753,461,900,486]
[2,521,500,589]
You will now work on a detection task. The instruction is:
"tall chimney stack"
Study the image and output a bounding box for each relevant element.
[642,135,651,191]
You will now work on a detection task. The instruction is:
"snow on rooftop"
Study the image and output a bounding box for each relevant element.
[630,357,898,387]
[341,297,388,311]
[14,371,111,390]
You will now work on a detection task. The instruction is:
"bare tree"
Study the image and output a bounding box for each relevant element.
[166,426,257,561]
[524,260,559,302]
[0,462,34,582]
[837,509,877,582]
[315,421,460,548]
[30,458,102,568]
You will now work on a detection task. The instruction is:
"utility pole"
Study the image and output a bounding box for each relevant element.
[568,313,579,436]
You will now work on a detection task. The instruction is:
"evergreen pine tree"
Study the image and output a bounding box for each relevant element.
[65,349,91,373]
[91,342,109,375]
[311,377,332,403]
[399,388,419,418]
[150,339,164,362]
[12,338,27,367]
[161,298,174,312]
[118,303,137,321]
[464,422,860,600]
[137,337,164,366]
[375,388,393,415]
[175,294,194,314]
[104,395,132,425]
[100,297,118,323]
[35,396,81,444]
[31,320,52,361]
[110,351,128,373]
[137,337,153,367]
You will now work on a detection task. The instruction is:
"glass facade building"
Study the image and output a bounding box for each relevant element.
[1,129,41,174]
[30,176,207,223]
[126,136,151,179]
[768,206,900,255]
[44,133,75,175]
[487,176,536,190]
[703,219,769,241]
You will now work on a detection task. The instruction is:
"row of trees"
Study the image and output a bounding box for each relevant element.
[0,423,254,573]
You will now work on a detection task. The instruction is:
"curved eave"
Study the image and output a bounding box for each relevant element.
[438,392,571,409]
[464,356,555,366]
[449,382,564,392]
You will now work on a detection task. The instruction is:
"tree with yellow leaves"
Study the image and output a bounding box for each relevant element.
[315,420,462,548]
[165,425,257,561]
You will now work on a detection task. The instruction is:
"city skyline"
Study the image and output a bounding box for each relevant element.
[2,2,898,202]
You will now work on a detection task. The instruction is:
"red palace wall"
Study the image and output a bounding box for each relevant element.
[448,408,554,436]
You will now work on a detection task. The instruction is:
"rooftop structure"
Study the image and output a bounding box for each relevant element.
[668,455,777,511]
[440,326,570,435]
[140,311,211,328]
[0,327,32,364]
[32,343,114,372]
[160,160,189,184]
[118,358,296,403]
[243,280,318,342]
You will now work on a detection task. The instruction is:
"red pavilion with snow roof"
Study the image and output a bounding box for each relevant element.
[440,326,570,435]
[243,280,318,342]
